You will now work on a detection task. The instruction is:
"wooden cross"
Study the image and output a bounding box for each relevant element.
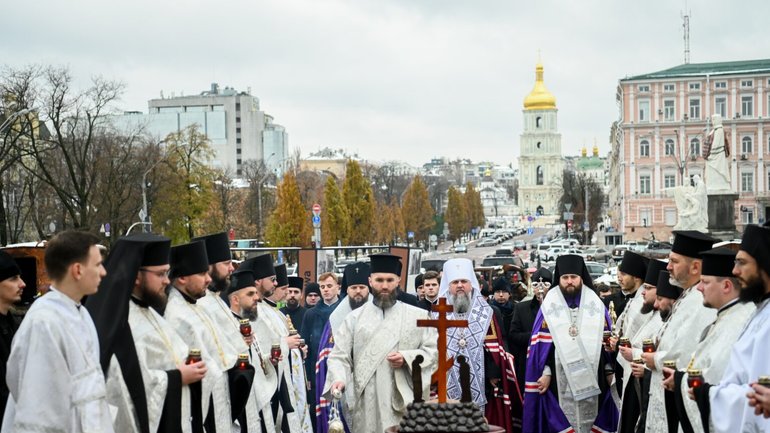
[416,297,468,403]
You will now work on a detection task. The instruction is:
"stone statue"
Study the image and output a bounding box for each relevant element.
[704,114,732,193]
[665,174,708,232]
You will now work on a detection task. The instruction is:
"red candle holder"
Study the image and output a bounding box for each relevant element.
[663,360,676,378]
[186,349,202,365]
[237,353,250,370]
[270,344,282,364]
[687,369,704,389]
[642,339,656,353]
[618,337,631,349]
[239,319,252,337]
[603,331,611,346]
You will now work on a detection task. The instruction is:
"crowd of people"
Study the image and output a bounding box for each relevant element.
[0,223,767,433]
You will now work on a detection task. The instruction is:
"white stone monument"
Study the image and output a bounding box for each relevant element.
[704,114,732,193]
[665,174,708,232]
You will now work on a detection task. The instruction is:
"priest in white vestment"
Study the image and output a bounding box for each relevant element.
[642,230,717,433]
[86,233,207,433]
[616,259,667,433]
[708,224,770,432]
[325,253,437,433]
[164,241,241,433]
[661,247,755,433]
[3,231,115,433]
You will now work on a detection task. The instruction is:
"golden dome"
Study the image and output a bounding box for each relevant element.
[523,63,557,111]
[593,143,599,157]
[581,146,587,158]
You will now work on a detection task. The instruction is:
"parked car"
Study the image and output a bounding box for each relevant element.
[611,245,629,261]
[477,238,498,247]
[513,239,526,250]
[541,247,582,262]
[582,247,611,263]
[421,259,447,272]
[482,255,525,268]
[454,244,468,253]
[585,261,608,282]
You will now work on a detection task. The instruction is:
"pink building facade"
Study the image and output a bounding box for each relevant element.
[611,59,770,241]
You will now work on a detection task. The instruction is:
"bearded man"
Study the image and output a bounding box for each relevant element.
[524,254,618,433]
[325,253,437,433]
[281,279,307,332]
[438,258,522,432]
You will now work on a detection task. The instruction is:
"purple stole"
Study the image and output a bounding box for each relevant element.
[523,294,619,433]
[314,321,351,433]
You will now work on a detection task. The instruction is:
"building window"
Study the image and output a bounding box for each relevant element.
[536,141,541,149]
[715,96,727,118]
[236,138,241,144]
[664,174,676,188]
[742,136,753,155]
[741,79,753,88]
[714,81,727,89]
[235,102,241,111]
[741,172,754,192]
[638,85,650,92]
[689,82,701,91]
[639,175,651,195]
[665,208,677,226]
[689,98,701,119]
[741,95,753,117]
[640,208,652,227]
[664,99,675,121]
[742,207,755,224]
[640,139,650,157]
[536,166,544,185]
[639,100,650,122]
[690,138,701,157]
[536,117,542,128]
[663,83,675,92]
[236,117,241,123]
[664,139,675,156]
[236,148,241,154]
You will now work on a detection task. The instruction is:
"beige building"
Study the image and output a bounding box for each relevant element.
[612,59,770,241]
[518,62,565,217]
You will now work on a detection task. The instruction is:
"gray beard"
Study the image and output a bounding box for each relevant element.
[452,292,471,314]
[374,290,397,310]
[349,294,369,310]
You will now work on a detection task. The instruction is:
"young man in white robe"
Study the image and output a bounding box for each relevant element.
[642,230,717,433]
[706,224,770,432]
[660,247,755,433]
[164,241,247,433]
[3,231,115,433]
[326,253,438,433]
[87,234,208,433]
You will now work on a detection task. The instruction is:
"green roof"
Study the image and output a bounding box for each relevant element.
[624,59,770,81]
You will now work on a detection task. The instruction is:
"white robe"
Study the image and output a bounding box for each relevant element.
[617,309,661,422]
[323,301,438,433]
[105,301,193,433]
[710,298,770,433]
[256,301,310,433]
[2,288,115,433]
[164,288,234,433]
[614,288,648,399]
[677,300,755,433]
[199,291,268,433]
[645,286,716,433]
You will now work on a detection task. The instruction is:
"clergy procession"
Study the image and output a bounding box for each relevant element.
[0,224,769,433]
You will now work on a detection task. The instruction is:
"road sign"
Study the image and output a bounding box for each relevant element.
[407,231,414,239]
[563,212,574,220]
[527,215,534,222]
[527,227,534,235]
[583,221,590,231]
[312,215,321,227]
[312,203,321,216]
[567,220,573,229]
[565,203,572,211]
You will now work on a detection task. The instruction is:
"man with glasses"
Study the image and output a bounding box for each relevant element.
[89,233,207,433]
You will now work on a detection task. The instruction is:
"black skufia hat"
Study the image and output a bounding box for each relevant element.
[644,259,668,286]
[369,253,402,275]
[657,270,682,299]
[414,273,424,288]
[740,225,770,275]
[553,254,593,289]
[671,230,718,259]
[245,254,276,280]
[191,232,231,265]
[700,247,737,277]
[619,250,649,280]
[123,233,171,267]
[305,282,321,296]
[288,276,304,290]
[274,263,288,287]
[170,241,209,279]
[227,270,256,295]
[492,276,510,293]
[342,262,370,290]
[0,250,21,282]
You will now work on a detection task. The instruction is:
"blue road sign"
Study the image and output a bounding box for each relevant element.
[312,215,321,224]
[527,215,534,222]
[407,231,414,238]
[527,227,534,235]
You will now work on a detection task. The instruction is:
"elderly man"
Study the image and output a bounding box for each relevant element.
[523,254,617,433]
[615,259,666,433]
[325,253,437,433]
[707,224,770,432]
[438,258,521,431]
[3,231,115,433]
[661,247,755,433]
[643,231,717,433]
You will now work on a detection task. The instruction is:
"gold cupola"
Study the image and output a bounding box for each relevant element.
[523,62,557,111]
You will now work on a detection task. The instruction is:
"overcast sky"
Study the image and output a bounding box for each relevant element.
[2,0,768,167]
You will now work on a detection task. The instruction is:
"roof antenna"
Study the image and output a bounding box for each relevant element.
[681,1,691,64]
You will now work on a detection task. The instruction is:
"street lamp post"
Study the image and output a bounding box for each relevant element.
[0,108,33,133]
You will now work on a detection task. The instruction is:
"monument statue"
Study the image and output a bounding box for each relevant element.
[665,174,708,232]
[703,114,732,193]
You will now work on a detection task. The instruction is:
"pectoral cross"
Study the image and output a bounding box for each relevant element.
[416,297,468,403]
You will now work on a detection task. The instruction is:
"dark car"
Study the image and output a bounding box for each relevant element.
[421,259,447,272]
[482,255,525,268]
